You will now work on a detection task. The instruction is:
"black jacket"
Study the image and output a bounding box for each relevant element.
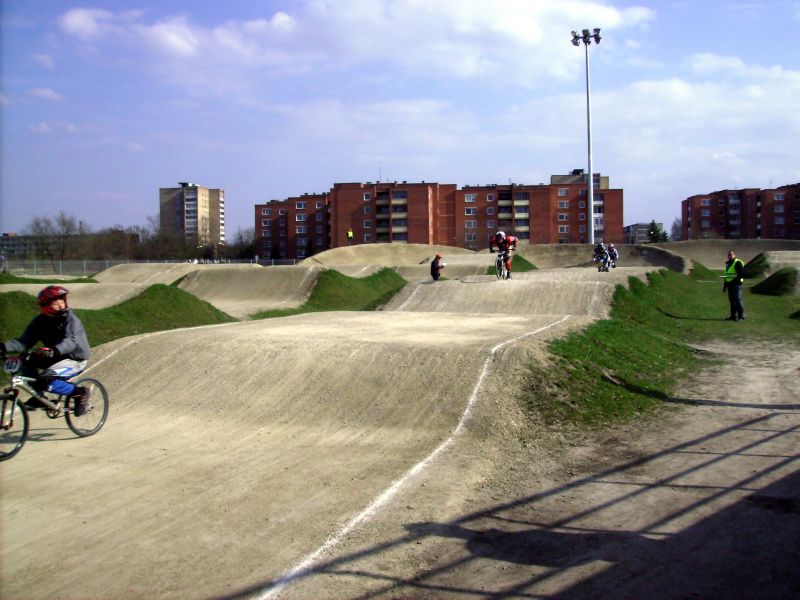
[4,309,91,360]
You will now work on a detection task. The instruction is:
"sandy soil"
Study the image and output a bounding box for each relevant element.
[1,245,798,599]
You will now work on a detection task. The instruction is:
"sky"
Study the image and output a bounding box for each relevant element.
[2,0,799,238]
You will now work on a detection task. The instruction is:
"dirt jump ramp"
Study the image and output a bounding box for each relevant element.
[176,265,322,319]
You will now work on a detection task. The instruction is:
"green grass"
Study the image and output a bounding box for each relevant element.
[251,267,406,319]
[485,253,537,275]
[0,284,235,348]
[0,273,97,284]
[751,267,798,296]
[520,262,800,427]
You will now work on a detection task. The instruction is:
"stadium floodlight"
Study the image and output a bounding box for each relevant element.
[571,27,602,244]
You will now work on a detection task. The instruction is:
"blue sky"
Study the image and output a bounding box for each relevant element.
[2,1,799,238]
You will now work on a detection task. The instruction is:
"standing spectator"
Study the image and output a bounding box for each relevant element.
[722,249,745,321]
[346,228,354,245]
[430,254,445,281]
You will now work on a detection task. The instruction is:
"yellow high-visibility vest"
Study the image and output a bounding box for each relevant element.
[724,258,744,283]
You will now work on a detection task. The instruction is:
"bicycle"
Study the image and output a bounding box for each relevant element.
[493,249,513,280]
[0,352,109,461]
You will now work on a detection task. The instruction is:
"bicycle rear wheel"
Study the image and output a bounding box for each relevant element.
[65,378,109,437]
[0,395,29,461]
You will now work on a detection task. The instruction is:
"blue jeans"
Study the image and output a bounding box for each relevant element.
[727,284,744,319]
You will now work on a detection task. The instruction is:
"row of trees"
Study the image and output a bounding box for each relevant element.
[15,212,257,262]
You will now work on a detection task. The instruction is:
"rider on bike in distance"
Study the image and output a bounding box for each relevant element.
[489,231,519,279]
[0,285,91,415]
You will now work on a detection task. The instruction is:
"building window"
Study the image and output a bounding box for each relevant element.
[316,225,323,234]
[701,209,711,216]
[364,206,371,214]
[701,199,711,206]
[487,194,495,202]
[279,229,286,237]
[465,233,477,242]
[363,193,371,201]
[391,232,407,240]
[364,233,372,242]
[775,193,785,201]
[297,249,307,258]
[517,231,530,239]
[487,220,496,229]
[279,219,286,226]
[558,213,569,221]
[775,205,785,213]
[391,191,408,199]
[558,225,569,233]
[515,219,529,227]
[296,201,306,210]
[297,237,308,246]
[465,207,477,216]
[464,220,477,229]
[579,200,586,208]
[718,198,726,206]
[316,213,323,222]
[559,238,569,244]
[558,188,568,197]
[486,207,495,215]
[316,237,324,246]
[514,192,529,200]
[701,220,711,227]
[261,219,271,226]
[579,225,586,233]
[515,206,529,214]
[775,216,785,224]
[279,209,287,215]
[296,214,307,222]
[392,218,408,226]
[316,201,324,209]
[263,230,272,238]
[364,220,372,228]
[579,213,586,221]
[296,226,307,234]
[558,200,569,208]
[262,209,271,216]
[465,194,478,203]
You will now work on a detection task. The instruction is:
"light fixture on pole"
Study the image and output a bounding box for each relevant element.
[571,27,601,244]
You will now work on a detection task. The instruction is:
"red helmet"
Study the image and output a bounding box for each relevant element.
[38,285,69,316]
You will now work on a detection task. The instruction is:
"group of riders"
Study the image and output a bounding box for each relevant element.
[592,242,618,272]
[488,231,619,278]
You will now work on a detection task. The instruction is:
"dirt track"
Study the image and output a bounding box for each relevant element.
[2,244,798,599]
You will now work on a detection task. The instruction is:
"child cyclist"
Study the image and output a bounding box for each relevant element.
[0,285,91,415]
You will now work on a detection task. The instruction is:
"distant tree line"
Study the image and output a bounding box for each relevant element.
[16,211,256,263]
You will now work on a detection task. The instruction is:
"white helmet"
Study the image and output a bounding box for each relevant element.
[495,231,506,242]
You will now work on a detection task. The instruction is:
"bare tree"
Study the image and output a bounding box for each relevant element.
[24,212,81,266]
[670,218,682,242]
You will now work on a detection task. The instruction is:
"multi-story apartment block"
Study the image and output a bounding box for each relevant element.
[253,172,625,259]
[624,222,663,244]
[681,183,799,240]
[160,182,225,245]
[255,193,328,259]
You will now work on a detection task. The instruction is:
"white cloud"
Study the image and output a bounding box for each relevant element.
[31,121,78,134]
[29,87,64,101]
[58,8,116,39]
[127,142,145,153]
[32,53,55,69]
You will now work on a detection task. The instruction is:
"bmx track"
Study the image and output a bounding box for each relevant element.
[2,242,799,599]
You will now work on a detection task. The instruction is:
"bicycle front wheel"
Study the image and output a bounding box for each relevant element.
[0,395,29,461]
[65,378,109,437]
[495,258,505,280]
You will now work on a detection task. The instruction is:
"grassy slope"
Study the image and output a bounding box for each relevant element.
[250,267,406,319]
[521,261,800,427]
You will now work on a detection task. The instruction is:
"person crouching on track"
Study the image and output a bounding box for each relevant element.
[489,231,519,279]
[430,254,445,281]
[0,285,91,415]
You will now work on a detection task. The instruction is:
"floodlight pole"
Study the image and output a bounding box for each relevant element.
[572,28,601,245]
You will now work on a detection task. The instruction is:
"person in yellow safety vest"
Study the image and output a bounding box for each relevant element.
[722,249,745,321]
[347,228,354,245]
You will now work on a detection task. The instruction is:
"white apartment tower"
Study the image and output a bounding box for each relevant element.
[159,182,225,245]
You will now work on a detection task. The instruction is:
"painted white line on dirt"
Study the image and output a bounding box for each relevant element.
[395,284,422,311]
[258,314,572,599]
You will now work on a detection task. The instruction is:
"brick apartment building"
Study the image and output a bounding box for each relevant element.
[681,183,800,241]
[254,171,624,259]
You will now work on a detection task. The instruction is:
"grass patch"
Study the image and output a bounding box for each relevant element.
[485,253,537,275]
[0,284,235,348]
[520,264,800,427]
[0,273,97,284]
[742,252,770,279]
[251,267,406,319]
[751,267,798,296]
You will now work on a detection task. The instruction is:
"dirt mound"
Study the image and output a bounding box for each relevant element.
[653,239,800,270]
[306,243,474,267]
[517,243,686,272]
[94,262,260,284]
[176,266,321,319]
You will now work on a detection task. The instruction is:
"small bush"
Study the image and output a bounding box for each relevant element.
[751,267,798,296]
